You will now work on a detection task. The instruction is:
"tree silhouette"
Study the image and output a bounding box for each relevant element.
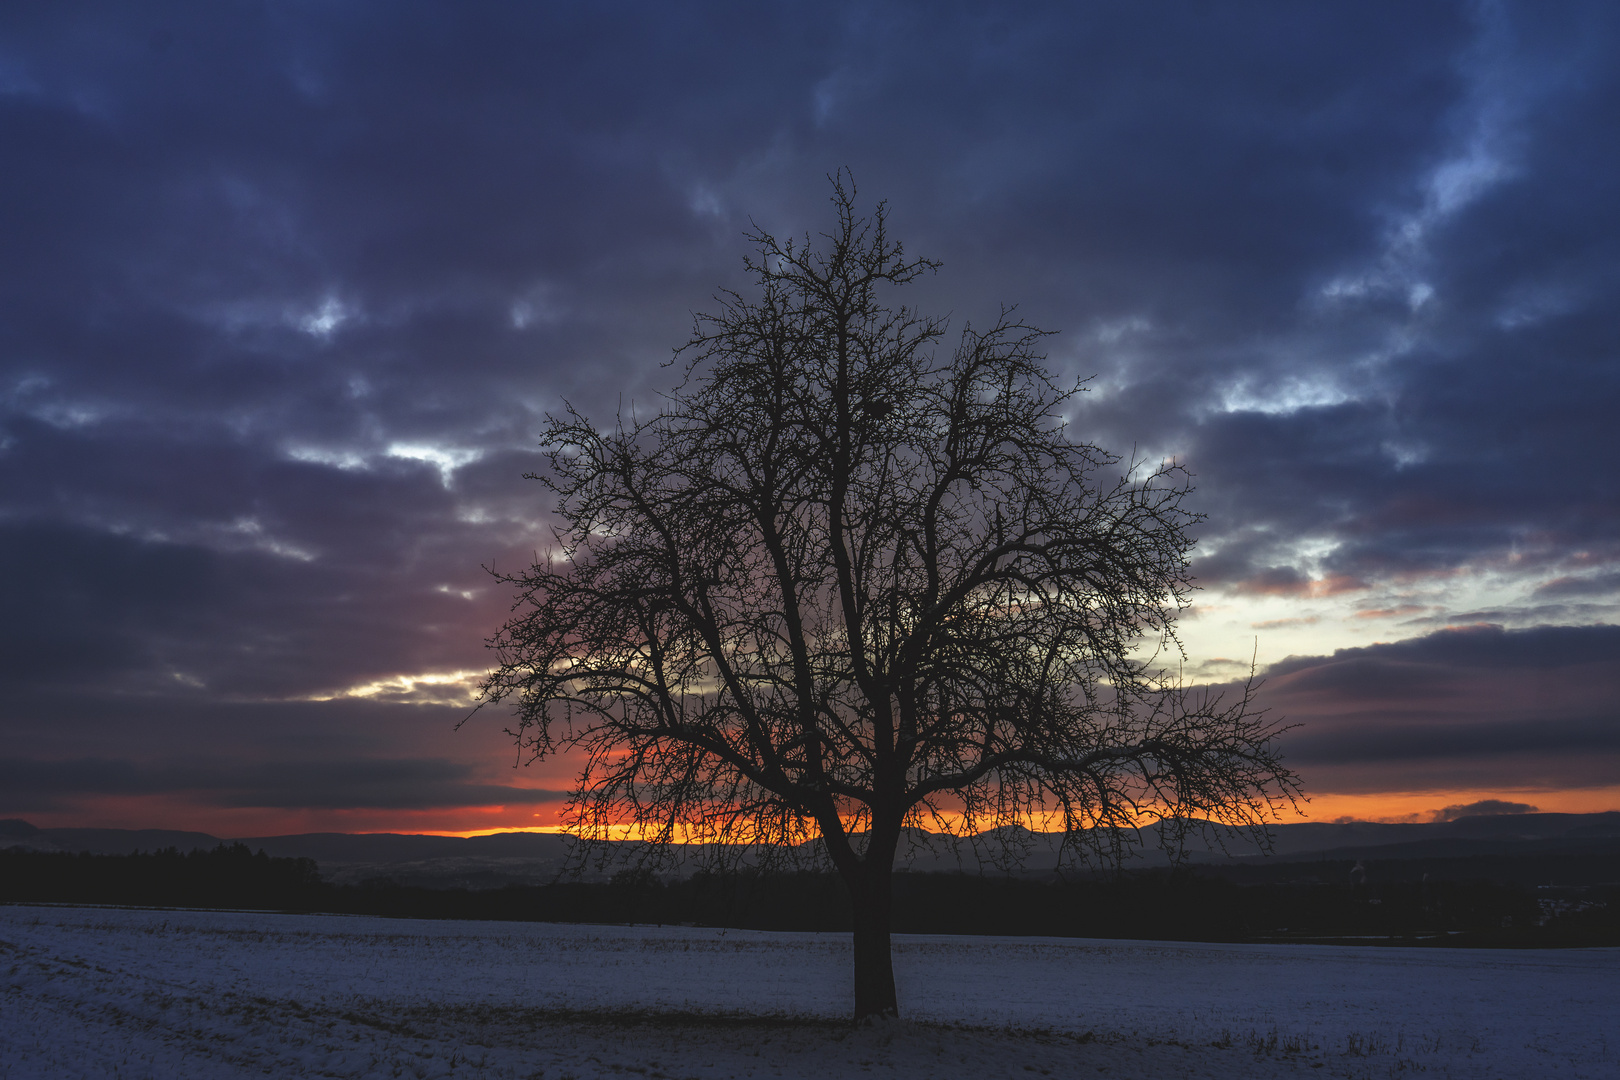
[476,175,1300,1021]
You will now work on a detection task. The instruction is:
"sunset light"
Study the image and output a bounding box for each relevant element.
[1,2,1613,851]
[3,6,1617,1069]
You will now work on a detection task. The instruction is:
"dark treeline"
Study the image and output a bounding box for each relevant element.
[1203,845,1620,890]
[5,845,1616,945]
[1,844,324,910]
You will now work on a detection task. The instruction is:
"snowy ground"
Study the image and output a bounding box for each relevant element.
[2,904,1614,1079]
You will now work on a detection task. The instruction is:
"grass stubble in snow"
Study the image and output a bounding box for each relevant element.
[0,905,1614,1079]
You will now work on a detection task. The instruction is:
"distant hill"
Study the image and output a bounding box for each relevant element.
[238,830,578,887]
[1232,812,1620,859]
[0,820,578,887]
[885,813,1620,879]
[0,819,227,858]
[5,811,1617,888]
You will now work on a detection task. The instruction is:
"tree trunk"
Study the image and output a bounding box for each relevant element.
[847,859,898,1022]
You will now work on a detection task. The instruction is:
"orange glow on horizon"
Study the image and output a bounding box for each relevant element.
[17,785,1618,839]
[416,825,573,838]
[332,785,1620,839]
[1294,786,1620,823]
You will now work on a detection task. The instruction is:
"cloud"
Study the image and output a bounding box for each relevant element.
[1,2,1618,824]
[1266,622,1620,678]
[1282,713,1619,764]
[1353,604,1430,620]
[1226,568,1366,599]
[0,516,507,700]
[1251,616,1320,630]
[1255,623,1620,798]
[1534,571,1620,599]
[0,756,568,812]
[1429,799,1539,822]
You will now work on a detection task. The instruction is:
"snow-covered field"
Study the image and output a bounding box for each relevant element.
[1,904,1614,1079]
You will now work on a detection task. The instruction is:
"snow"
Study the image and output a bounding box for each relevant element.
[2,904,1614,1079]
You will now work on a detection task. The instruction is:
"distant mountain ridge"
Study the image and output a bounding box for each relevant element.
[5,812,1617,888]
[0,819,577,887]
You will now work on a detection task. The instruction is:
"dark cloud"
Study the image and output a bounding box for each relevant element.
[1535,572,1620,599]
[1258,623,1619,796]
[1283,713,1618,764]
[0,756,567,812]
[1,1,1617,824]
[1267,623,1620,678]
[1431,799,1539,821]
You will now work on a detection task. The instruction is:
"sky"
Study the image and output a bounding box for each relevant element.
[2,1,1617,837]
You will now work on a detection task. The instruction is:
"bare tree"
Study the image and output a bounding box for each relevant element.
[476,176,1300,1022]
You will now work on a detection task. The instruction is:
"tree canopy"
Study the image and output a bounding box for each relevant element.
[476,176,1300,1020]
